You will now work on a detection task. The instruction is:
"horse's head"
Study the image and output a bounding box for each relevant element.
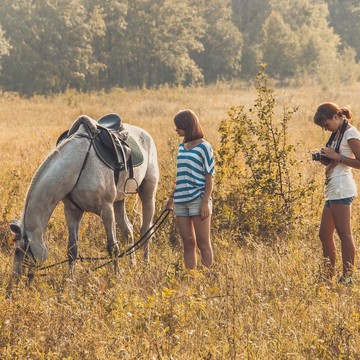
[10,219,49,269]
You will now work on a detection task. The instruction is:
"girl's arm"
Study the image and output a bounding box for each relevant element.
[200,173,214,220]
[202,173,213,202]
[344,138,360,168]
[322,138,360,169]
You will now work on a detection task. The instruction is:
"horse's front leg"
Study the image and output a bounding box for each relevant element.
[114,200,135,264]
[64,205,84,277]
[102,204,120,273]
[6,246,26,297]
[6,244,36,296]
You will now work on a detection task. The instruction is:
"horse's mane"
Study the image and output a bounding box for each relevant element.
[21,147,61,220]
[68,115,97,136]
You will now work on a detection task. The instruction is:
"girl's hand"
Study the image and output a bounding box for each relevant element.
[321,146,340,161]
[166,197,174,211]
[200,200,210,220]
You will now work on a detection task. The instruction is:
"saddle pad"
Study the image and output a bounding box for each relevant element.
[93,135,143,171]
[123,136,144,167]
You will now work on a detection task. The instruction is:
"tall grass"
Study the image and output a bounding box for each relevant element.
[1,83,360,359]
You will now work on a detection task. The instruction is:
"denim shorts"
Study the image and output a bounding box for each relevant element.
[174,196,213,217]
[324,197,354,208]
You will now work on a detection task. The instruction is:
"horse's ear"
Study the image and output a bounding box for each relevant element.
[10,219,22,236]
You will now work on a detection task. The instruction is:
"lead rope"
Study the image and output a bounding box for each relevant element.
[37,207,172,273]
[91,208,171,271]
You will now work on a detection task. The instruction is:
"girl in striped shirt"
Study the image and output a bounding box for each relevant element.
[167,109,215,270]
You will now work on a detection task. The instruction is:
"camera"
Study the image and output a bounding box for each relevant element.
[312,152,331,164]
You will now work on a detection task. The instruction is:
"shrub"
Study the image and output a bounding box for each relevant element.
[215,66,315,243]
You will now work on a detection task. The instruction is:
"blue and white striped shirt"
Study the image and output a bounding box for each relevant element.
[174,140,215,204]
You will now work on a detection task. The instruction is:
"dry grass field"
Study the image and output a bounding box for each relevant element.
[1,82,360,359]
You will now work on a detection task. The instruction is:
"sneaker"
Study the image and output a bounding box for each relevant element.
[338,276,354,287]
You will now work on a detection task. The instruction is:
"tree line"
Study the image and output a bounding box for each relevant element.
[0,0,358,96]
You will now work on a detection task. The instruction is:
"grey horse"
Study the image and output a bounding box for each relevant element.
[8,114,159,287]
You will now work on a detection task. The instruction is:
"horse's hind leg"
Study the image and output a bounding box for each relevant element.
[64,205,84,276]
[114,200,135,263]
[138,177,158,261]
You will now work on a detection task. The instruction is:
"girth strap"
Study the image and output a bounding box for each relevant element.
[66,134,95,211]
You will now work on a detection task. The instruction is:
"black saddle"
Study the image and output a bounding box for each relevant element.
[98,113,123,131]
[56,114,143,186]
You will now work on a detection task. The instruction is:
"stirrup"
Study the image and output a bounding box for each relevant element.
[124,177,139,194]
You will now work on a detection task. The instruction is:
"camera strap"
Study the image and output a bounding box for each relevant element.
[326,119,348,153]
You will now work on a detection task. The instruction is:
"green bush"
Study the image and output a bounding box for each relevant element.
[215,66,315,243]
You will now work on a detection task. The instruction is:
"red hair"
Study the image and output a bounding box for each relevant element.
[314,102,352,127]
[174,109,204,142]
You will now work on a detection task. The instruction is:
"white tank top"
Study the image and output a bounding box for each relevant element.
[325,125,360,200]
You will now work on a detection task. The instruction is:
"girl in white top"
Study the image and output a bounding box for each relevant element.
[314,102,360,284]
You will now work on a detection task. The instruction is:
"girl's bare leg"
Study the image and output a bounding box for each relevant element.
[176,216,197,269]
[193,215,213,268]
[331,204,355,276]
[319,206,336,277]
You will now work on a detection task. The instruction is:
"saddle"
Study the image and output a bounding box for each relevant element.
[56,114,143,186]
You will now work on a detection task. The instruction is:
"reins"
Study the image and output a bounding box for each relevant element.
[36,207,172,274]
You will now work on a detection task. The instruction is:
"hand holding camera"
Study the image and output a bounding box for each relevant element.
[312,151,331,165]
[312,146,341,165]
[312,118,348,166]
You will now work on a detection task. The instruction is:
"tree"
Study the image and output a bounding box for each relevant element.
[265,0,359,85]
[261,11,299,81]
[0,24,10,75]
[0,0,358,95]
[121,0,204,87]
[231,0,272,79]
[194,0,243,83]
[85,0,127,90]
[0,0,43,95]
[45,0,105,92]
[326,0,360,61]
[0,0,105,95]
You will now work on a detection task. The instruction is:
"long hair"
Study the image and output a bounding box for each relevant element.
[174,109,204,143]
[314,102,352,127]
